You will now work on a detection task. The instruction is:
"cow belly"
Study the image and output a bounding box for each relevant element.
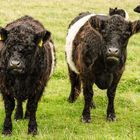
[95,72,113,89]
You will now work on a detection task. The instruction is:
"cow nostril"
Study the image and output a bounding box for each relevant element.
[16,62,20,66]
[108,49,112,53]
[108,48,119,55]
[115,49,118,53]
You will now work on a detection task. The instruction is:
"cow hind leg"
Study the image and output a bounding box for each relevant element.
[24,100,30,119]
[68,67,81,103]
[14,100,23,120]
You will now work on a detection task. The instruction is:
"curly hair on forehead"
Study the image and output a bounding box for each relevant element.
[6,25,36,46]
[106,15,129,31]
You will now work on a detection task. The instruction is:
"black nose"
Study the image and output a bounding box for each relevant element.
[9,60,21,68]
[107,48,119,56]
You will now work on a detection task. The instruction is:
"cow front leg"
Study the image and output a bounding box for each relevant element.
[27,98,38,135]
[2,95,15,135]
[107,73,122,121]
[82,82,93,123]
[107,87,116,121]
[68,66,81,103]
[14,100,23,120]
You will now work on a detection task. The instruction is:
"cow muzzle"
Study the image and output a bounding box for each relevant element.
[9,59,23,73]
[106,47,120,64]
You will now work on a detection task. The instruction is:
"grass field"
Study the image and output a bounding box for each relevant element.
[0,0,140,139]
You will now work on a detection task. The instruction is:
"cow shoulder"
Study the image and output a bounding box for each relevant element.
[74,22,102,67]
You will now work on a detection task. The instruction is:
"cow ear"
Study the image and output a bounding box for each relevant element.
[0,27,8,41]
[109,8,113,11]
[131,20,140,35]
[109,8,115,16]
[89,16,106,32]
[35,30,51,47]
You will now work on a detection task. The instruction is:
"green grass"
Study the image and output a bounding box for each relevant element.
[0,0,140,139]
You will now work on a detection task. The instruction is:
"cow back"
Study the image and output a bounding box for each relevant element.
[5,15,45,33]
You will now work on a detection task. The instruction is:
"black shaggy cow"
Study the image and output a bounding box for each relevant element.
[65,11,140,123]
[0,16,55,135]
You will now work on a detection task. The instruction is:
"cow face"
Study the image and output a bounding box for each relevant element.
[91,15,140,71]
[0,25,51,75]
[102,15,131,69]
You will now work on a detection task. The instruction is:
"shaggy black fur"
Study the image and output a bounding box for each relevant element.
[66,13,140,123]
[0,16,55,135]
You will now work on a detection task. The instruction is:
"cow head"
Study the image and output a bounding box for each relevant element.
[109,7,129,19]
[90,15,140,71]
[0,25,51,75]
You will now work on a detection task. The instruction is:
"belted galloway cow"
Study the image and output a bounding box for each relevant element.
[65,10,140,123]
[0,16,55,135]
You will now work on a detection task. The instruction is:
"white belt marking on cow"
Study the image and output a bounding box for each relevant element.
[65,13,98,74]
[49,42,55,77]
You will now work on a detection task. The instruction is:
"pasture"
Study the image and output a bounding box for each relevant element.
[0,0,140,139]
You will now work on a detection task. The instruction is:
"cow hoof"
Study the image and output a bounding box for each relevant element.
[28,122,37,135]
[28,129,37,136]
[68,91,80,103]
[107,114,116,122]
[81,116,91,123]
[2,130,12,135]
